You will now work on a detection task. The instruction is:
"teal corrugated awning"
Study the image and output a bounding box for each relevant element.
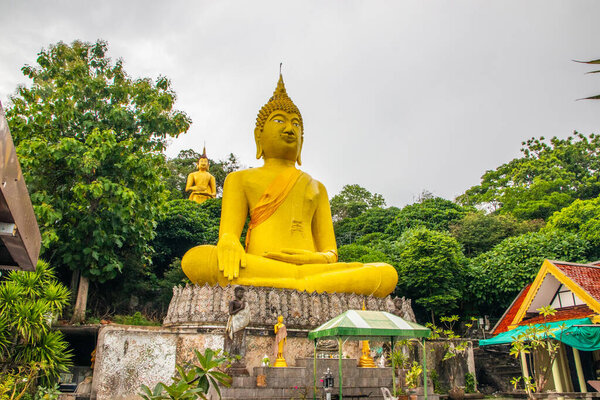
[307,310,431,340]
[479,317,600,351]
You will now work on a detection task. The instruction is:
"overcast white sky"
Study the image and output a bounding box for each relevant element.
[1,1,599,207]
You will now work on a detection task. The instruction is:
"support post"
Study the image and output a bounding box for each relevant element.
[573,348,587,393]
[422,338,428,400]
[314,339,317,400]
[391,336,396,396]
[551,354,564,400]
[338,337,343,400]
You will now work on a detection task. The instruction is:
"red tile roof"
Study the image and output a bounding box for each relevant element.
[492,284,532,335]
[553,262,600,302]
[519,304,594,325]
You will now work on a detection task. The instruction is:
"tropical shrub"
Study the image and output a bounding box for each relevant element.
[0,260,72,396]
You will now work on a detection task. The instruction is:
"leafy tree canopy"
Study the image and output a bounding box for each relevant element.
[386,197,473,237]
[151,199,221,275]
[334,206,400,246]
[458,132,600,220]
[544,197,600,259]
[466,231,590,317]
[450,212,544,257]
[338,243,392,264]
[393,227,467,321]
[330,184,385,222]
[9,40,190,151]
[6,40,191,284]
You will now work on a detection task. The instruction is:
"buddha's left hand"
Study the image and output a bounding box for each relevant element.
[263,248,334,264]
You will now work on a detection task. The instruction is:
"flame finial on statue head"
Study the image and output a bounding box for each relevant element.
[200,145,208,160]
[255,67,303,134]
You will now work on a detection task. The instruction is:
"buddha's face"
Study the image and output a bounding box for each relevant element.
[277,315,283,323]
[256,110,303,163]
[198,158,209,171]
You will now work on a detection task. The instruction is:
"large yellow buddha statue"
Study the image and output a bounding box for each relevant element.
[181,74,398,297]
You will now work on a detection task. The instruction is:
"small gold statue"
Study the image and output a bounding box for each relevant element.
[273,315,288,367]
[181,73,398,297]
[358,340,376,368]
[185,147,216,204]
[358,302,376,368]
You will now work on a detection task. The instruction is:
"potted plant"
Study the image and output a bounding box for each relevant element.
[389,339,413,394]
[405,362,423,400]
[261,356,271,367]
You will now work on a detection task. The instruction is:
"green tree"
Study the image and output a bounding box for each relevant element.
[385,197,473,237]
[394,227,467,322]
[450,212,544,257]
[151,199,221,275]
[330,184,385,222]
[466,231,589,317]
[0,260,72,394]
[544,197,600,259]
[6,40,191,322]
[165,150,240,200]
[458,132,600,220]
[334,207,400,245]
[338,243,392,264]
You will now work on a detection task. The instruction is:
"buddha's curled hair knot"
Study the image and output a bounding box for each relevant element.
[256,74,303,133]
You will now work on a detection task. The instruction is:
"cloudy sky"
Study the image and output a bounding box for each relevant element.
[1,1,599,207]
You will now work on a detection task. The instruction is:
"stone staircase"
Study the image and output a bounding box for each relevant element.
[474,344,522,394]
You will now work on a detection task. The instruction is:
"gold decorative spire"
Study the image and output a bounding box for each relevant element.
[200,145,208,159]
[255,70,303,133]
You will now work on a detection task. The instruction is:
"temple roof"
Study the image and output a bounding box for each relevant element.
[492,259,600,335]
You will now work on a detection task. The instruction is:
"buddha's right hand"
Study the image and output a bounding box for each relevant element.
[216,233,247,280]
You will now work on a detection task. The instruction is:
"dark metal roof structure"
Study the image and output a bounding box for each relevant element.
[0,102,41,271]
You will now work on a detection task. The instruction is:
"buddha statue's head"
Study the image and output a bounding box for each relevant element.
[197,146,209,171]
[255,74,304,165]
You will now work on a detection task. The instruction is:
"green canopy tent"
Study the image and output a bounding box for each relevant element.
[308,310,431,400]
[479,317,600,351]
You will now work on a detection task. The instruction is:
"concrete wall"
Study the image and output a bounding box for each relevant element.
[91,325,475,399]
[91,325,364,400]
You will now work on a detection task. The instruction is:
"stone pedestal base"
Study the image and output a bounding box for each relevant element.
[272,356,287,367]
[227,361,249,376]
[164,284,416,328]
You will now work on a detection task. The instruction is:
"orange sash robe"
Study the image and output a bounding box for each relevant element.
[245,168,303,249]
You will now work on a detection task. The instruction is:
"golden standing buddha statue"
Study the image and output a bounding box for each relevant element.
[181,74,398,297]
[185,147,216,204]
[273,315,288,367]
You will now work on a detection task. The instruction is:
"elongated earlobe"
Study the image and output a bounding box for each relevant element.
[254,127,263,159]
[296,135,303,165]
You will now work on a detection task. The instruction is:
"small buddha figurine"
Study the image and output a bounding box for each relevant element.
[185,147,216,204]
[358,303,376,368]
[273,315,288,367]
[358,339,376,368]
[181,73,398,297]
